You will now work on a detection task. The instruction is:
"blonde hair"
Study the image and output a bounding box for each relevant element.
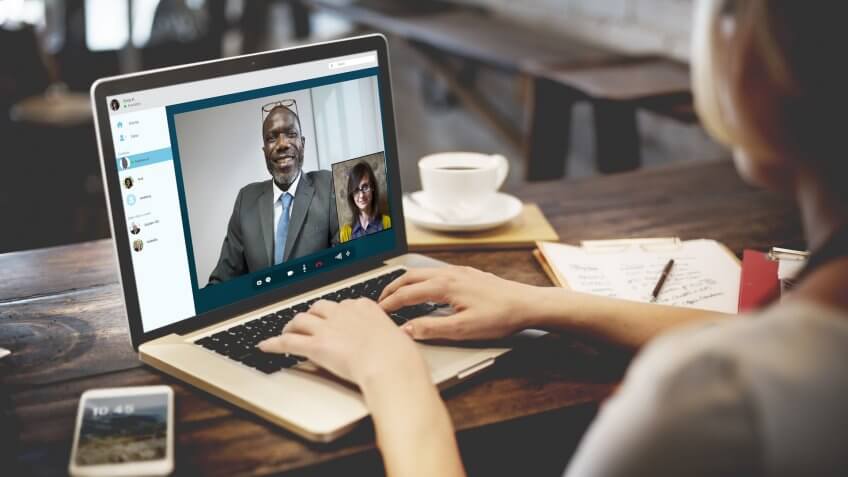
[692,0,795,147]
[691,0,847,198]
[691,0,735,146]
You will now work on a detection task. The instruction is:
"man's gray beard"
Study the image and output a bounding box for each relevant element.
[273,169,299,191]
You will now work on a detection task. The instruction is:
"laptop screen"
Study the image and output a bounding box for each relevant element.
[105,51,397,333]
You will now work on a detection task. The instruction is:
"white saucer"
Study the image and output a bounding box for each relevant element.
[403,191,523,232]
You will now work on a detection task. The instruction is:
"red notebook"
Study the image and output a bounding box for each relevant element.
[738,250,780,312]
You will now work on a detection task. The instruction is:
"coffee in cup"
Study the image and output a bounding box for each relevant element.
[418,152,509,221]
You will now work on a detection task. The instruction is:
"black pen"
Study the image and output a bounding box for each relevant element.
[650,259,675,302]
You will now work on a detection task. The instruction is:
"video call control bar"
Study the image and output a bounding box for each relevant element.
[252,247,356,290]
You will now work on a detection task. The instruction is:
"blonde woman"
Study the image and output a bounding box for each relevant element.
[260,1,848,475]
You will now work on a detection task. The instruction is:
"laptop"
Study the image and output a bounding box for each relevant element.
[91,34,527,442]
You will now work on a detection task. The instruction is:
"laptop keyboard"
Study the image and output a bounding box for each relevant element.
[194,269,442,374]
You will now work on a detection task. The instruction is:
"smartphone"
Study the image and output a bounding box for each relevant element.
[69,385,174,477]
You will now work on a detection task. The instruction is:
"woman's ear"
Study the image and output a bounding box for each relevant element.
[726,23,799,194]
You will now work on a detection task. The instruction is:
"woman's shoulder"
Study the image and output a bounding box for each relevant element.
[566,302,848,476]
[631,301,848,469]
[632,301,848,392]
[644,300,848,364]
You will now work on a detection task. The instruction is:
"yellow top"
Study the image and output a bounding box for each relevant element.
[340,214,391,243]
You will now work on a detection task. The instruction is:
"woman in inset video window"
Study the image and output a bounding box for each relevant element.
[340,161,391,243]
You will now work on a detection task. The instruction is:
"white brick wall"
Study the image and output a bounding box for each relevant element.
[454,0,694,62]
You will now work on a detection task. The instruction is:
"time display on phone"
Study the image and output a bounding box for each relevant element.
[91,404,135,417]
[76,394,168,465]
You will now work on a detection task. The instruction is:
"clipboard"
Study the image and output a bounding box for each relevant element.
[738,246,807,312]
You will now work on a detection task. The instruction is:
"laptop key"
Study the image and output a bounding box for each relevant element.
[241,335,263,347]
[240,350,297,373]
[271,354,298,369]
[349,283,365,299]
[276,309,294,320]
[395,303,438,319]
[389,313,407,325]
[227,345,253,361]
[215,341,233,354]
[388,303,439,326]
[211,332,236,346]
[239,351,263,368]
[196,337,216,349]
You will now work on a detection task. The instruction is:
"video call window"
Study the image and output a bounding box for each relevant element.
[172,74,388,290]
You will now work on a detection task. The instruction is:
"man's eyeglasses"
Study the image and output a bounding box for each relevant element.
[261,99,298,122]
[351,184,372,196]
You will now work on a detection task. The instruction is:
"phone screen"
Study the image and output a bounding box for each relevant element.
[75,393,169,466]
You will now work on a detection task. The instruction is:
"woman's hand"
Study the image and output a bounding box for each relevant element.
[257,298,428,387]
[379,266,546,341]
[259,298,465,477]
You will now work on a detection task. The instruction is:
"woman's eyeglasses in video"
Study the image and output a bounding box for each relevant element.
[351,184,372,196]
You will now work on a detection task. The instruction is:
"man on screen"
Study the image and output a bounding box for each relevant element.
[208,104,339,285]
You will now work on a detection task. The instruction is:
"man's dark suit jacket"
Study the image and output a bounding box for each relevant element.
[208,170,339,284]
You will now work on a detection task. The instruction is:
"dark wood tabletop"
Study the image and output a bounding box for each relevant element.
[0,158,803,476]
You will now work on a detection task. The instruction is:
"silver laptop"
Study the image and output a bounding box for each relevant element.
[91,34,525,442]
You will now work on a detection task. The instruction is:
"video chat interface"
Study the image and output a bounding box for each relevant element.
[108,51,395,333]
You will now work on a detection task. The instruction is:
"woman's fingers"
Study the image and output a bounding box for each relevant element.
[283,313,324,336]
[380,279,449,312]
[379,268,442,302]
[307,299,341,318]
[401,312,473,341]
[258,332,312,356]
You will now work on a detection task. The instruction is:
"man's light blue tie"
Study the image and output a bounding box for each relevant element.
[274,192,293,265]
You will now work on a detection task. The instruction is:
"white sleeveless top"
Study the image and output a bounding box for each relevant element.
[564,301,848,477]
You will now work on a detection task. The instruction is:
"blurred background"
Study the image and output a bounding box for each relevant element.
[0,0,726,253]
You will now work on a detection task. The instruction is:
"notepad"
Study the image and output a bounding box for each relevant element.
[535,238,741,313]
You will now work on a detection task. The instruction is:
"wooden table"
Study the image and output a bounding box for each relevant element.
[0,159,803,476]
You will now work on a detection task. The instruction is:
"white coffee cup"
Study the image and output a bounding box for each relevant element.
[418,152,509,221]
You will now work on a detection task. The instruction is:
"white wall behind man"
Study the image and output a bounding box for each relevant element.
[311,75,384,168]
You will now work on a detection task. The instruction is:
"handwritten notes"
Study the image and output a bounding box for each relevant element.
[538,239,740,313]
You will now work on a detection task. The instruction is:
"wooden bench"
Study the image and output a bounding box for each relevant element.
[303,0,694,180]
[526,57,693,177]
